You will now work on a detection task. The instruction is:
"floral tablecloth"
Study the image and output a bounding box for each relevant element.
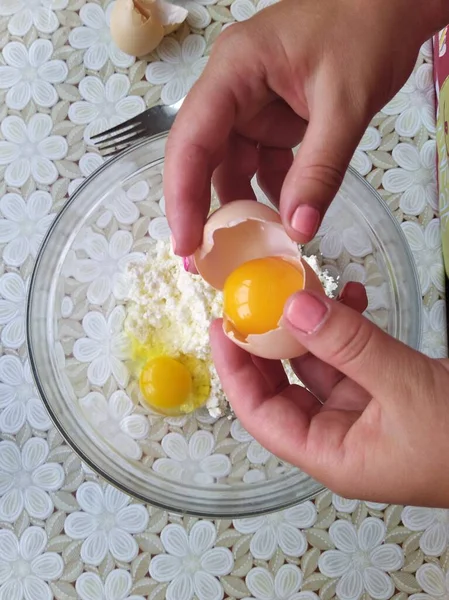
[0,2,447,600]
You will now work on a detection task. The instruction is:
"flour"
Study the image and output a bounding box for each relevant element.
[126,240,337,418]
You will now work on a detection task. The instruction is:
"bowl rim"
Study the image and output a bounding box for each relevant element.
[27,134,421,517]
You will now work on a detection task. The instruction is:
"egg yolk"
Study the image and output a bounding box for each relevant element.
[223,257,304,336]
[139,356,193,412]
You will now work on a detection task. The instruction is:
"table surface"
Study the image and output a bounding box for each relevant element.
[0,2,447,600]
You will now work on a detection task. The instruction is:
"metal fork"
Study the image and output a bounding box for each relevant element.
[90,98,185,157]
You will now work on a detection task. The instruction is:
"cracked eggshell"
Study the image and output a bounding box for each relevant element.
[194,200,300,290]
[223,257,325,359]
[157,0,188,35]
[110,0,187,57]
[194,200,326,359]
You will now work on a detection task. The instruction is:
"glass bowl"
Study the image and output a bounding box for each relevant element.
[27,133,421,517]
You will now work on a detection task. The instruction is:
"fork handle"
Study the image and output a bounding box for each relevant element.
[143,100,184,136]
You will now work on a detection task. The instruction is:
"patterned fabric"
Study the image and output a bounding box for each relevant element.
[0,2,446,600]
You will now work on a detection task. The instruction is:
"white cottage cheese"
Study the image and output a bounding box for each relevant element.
[126,240,336,418]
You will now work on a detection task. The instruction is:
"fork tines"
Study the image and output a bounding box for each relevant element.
[93,127,148,157]
[90,117,148,157]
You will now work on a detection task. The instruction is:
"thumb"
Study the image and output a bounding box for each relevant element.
[283,290,424,399]
[280,99,367,243]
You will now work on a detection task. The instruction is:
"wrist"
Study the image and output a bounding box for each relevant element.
[351,0,449,43]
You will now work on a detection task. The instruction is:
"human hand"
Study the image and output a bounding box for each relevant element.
[165,0,449,257]
[210,282,449,508]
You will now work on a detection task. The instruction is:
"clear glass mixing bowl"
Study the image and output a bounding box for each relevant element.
[27,133,421,517]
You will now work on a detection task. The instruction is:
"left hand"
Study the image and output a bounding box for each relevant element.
[210,282,449,507]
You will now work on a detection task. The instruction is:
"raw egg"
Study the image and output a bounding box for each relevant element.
[223,256,305,337]
[194,200,325,360]
[129,336,210,416]
[110,0,188,57]
[140,356,192,411]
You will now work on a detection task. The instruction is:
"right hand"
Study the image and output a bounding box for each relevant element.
[211,285,449,507]
[165,0,448,257]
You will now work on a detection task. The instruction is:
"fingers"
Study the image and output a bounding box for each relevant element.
[210,319,359,473]
[257,146,293,208]
[236,100,307,148]
[338,280,369,313]
[212,134,258,204]
[212,99,305,206]
[251,355,290,394]
[209,320,275,403]
[164,66,239,257]
[290,282,368,400]
[280,86,368,243]
[284,289,426,400]
[210,320,322,464]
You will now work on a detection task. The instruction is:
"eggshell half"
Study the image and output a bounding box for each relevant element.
[194,200,299,290]
[157,0,188,35]
[110,0,164,56]
[223,258,326,360]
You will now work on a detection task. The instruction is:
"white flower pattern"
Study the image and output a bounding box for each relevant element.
[65,482,149,565]
[80,391,149,460]
[319,518,404,600]
[383,141,437,216]
[244,565,305,600]
[0,40,67,109]
[150,520,234,600]
[231,419,272,467]
[68,152,104,196]
[410,563,449,600]
[332,495,388,514]
[182,0,217,29]
[0,356,51,434]
[234,502,317,560]
[99,179,157,227]
[383,64,435,136]
[318,201,372,258]
[0,273,27,349]
[0,439,64,522]
[0,192,55,267]
[68,74,145,144]
[402,507,449,556]
[146,36,209,105]
[350,127,381,176]
[0,114,67,187]
[73,306,130,387]
[152,431,231,485]
[401,219,444,294]
[69,2,135,70]
[230,0,278,21]
[421,300,447,359]
[0,527,64,600]
[71,230,144,305]
[0,0,68,36]
[76,569,145,600]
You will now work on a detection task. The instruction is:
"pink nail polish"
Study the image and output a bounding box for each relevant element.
[291,205,321,238]
[286,291,329,333]
[183,257,190,271]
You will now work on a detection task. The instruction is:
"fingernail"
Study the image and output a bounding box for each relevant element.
[183,256,198,274]
[170,234,177,254]
[338,282,351,302]
[285,291,329,333]
[291,205,320,238]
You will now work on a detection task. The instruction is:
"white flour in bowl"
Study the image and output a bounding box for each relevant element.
[126,240,337,418]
